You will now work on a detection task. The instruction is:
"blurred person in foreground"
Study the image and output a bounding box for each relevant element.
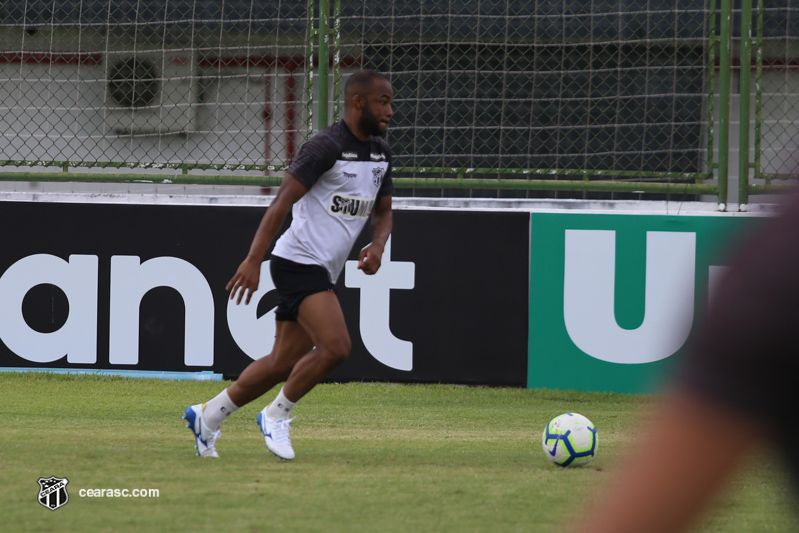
[573,190,799,533]
[182,70,395,460]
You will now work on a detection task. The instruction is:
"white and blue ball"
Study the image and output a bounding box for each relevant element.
[542,412,598,467]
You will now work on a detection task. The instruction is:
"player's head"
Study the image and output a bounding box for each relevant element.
[344,70,393,137]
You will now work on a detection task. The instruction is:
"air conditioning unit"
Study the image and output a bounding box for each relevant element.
[105,52,199,134]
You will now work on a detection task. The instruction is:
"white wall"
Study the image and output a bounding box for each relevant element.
[0,61,301,168]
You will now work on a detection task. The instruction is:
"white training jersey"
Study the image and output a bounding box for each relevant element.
[271,120,393,282]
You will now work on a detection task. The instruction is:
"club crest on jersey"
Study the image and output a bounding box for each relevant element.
[328,194,375,219]
[372,167,385,187]
[37,476,70,511]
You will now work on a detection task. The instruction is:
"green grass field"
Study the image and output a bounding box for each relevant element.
[1,373,797,532]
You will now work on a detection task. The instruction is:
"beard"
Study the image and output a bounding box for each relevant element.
[358,102,385,137]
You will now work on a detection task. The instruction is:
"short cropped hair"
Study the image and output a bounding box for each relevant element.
[344,70,388,107]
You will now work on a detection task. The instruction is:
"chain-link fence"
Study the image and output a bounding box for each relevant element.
[338,0,712,199]
[0,1,312,175]
[746,0,799,201]
[0,1,795,203]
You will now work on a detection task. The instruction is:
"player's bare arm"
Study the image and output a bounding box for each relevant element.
[226,174,308,305]
[358,195,392,275]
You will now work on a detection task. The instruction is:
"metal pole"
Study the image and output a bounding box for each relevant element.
[716,0,733,210]
[705,0,717,182]
[317,0,330,129]
[738,0,753,209]
[754,0,764,187]
[305,0,315,138]
[332,0,342,123]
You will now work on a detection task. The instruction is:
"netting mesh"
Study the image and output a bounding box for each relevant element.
[341,0,712,195]
[755,1,799,180]
[0,1,311,171]
[1,1,795,199]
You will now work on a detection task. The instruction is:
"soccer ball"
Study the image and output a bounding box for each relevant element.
[542,412,598,467]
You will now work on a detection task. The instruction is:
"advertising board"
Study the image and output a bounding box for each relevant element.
[0,201,530,386]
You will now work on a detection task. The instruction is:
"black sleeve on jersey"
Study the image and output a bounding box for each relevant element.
[377,140,394,198]
[287,131,340,189]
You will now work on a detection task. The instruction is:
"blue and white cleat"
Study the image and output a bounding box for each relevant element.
[257,406,295,460]
[183,404,221,458]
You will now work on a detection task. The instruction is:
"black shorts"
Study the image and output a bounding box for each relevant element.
[270,255,336,322]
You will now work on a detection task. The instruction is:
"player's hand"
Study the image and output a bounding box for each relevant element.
[226,256,261,305]
[357,242,384,275]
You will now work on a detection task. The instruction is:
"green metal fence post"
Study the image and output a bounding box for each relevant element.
[332,0,342,123]
[706,0,717,184]
[754,0,764,187]
[717,0,733,210]
[738,0,753,208]
[305,0,316,138]
[317,0,330,129]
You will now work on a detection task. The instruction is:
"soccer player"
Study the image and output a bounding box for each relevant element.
[572,190,799,533]
[183,70,395,460]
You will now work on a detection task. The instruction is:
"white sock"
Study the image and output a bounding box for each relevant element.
[266,388,296,420]
[203,389,239,431]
